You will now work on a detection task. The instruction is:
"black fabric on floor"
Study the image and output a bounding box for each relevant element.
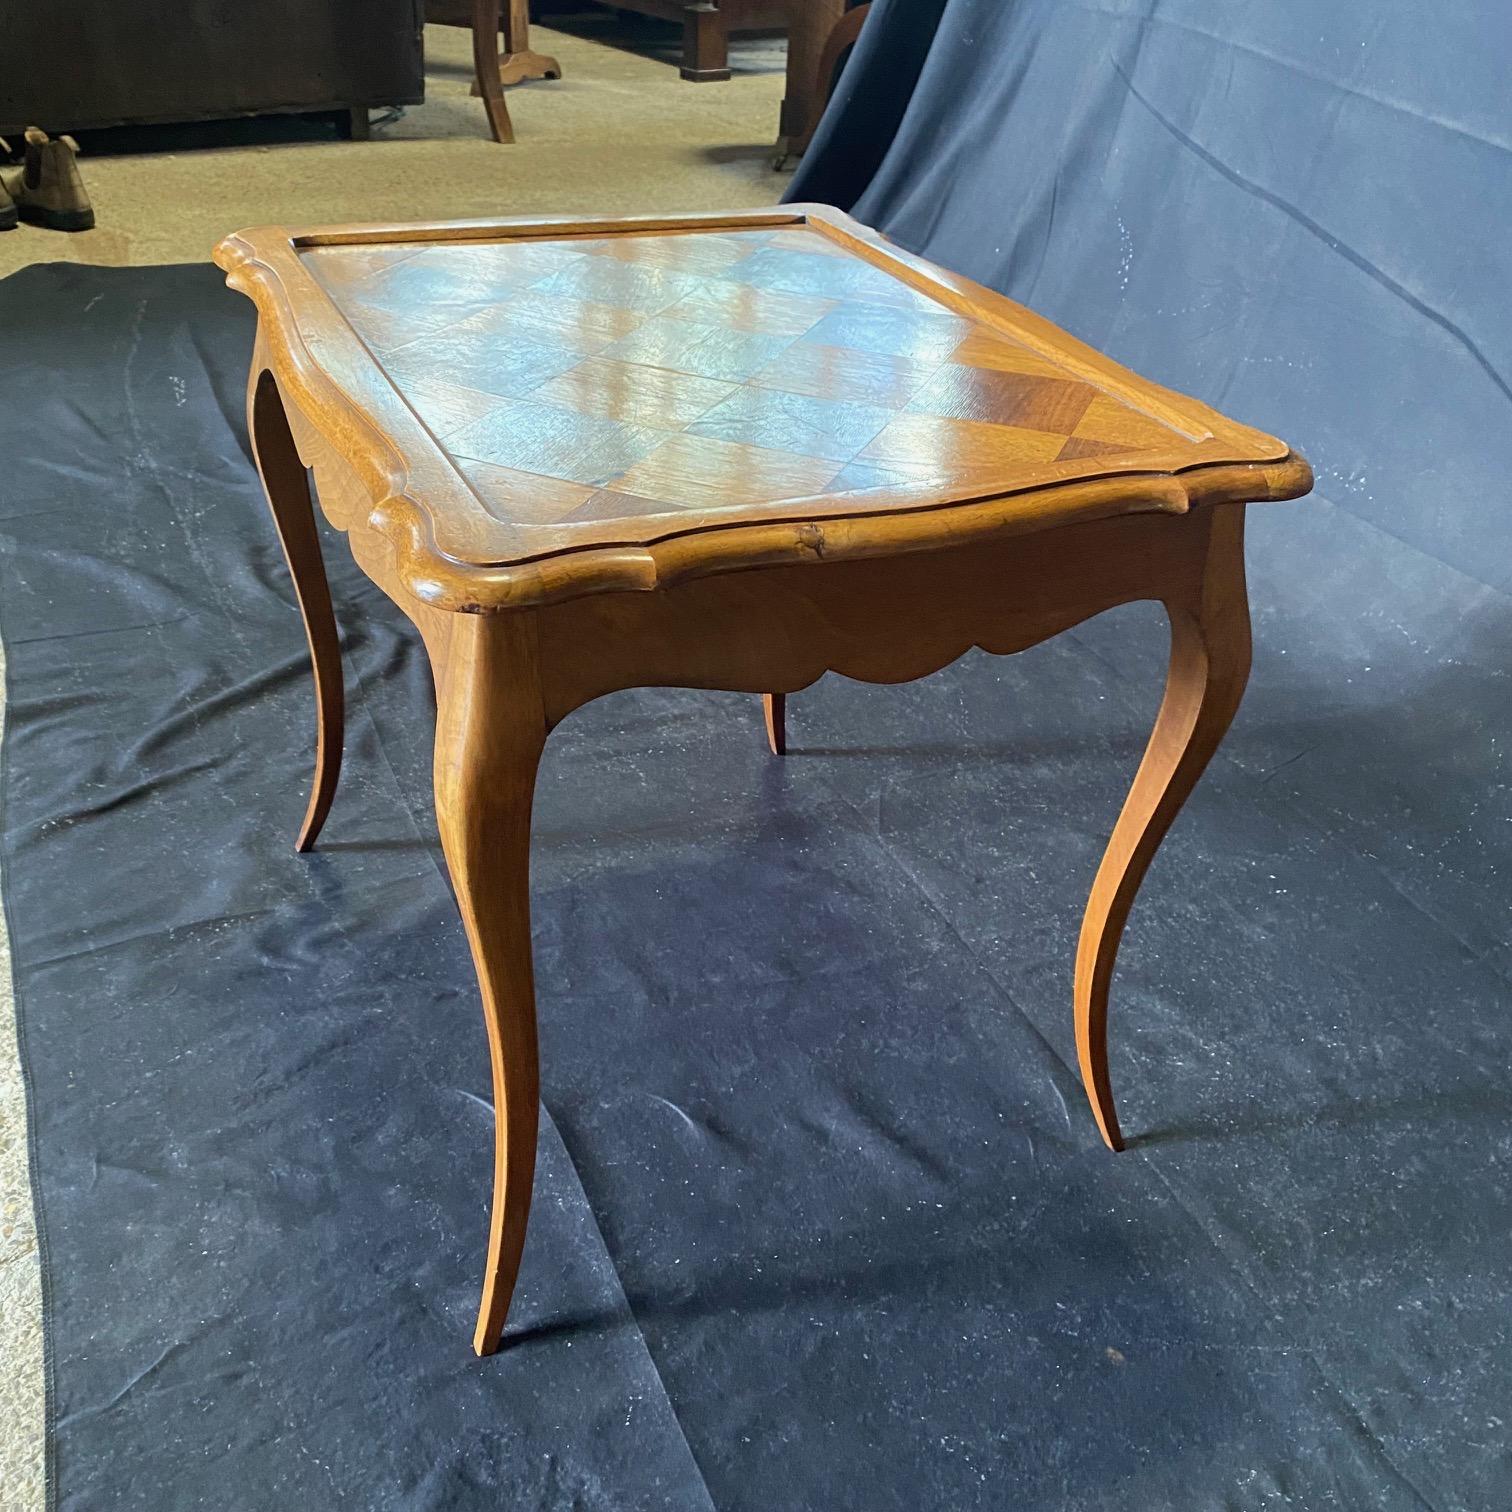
[5,251,1510,1509]
[5,6,1512,1499]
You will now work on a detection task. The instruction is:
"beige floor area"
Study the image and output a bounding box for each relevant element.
[0,20,792,279]
[1,636,43,1512]
[0,22,793,1508]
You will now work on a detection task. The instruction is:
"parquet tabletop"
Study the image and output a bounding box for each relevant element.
[217,207,1306,608]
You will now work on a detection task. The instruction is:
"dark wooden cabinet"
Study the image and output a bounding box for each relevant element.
[0,0,425,136]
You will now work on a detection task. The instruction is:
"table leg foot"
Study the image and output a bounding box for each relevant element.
[248,371,344,853]
[432,617,547,1354]
[1074,506,1252,1152]
[489,49,562,86]
[762,693,786,756]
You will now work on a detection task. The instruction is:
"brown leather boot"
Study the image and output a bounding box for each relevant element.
[0,139,16,231]
[4,128,95,232]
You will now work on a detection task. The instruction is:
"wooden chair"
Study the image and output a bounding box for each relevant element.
[427,0,562,144]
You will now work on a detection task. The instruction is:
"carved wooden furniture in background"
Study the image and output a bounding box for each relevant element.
[576,0,785,82]
[785,0,869,160]
[0,0,421,139]
[427,0,562,144]
[215,206,1310,1354]
[775,0,848,161]
[558,0,843,157]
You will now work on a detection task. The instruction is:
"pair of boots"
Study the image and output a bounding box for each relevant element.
[0,129,95,233]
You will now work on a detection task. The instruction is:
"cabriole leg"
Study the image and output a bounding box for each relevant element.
[1074,506,1252,1151]
[432,615,547,1354]
[248,369,345,853]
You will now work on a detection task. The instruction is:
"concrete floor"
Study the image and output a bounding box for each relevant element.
[0,20,792,279]
[0,22,792,1508]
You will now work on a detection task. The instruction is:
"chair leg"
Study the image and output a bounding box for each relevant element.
[1074,506,1252,1151]
[247,371,345,853]
[472,0,516,143]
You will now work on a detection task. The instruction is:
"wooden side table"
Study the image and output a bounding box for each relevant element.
[215,207,1310,1354]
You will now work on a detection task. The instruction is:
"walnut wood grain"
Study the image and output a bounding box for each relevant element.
[224,206,1312,1354]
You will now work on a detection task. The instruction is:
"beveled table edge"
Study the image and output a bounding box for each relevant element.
[214,205,1313,613]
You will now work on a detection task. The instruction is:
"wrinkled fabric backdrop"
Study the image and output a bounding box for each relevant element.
[792,2,1512,1029]
[796,0,1512,1500]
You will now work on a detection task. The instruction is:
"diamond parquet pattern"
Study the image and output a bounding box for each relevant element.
[301,227,1191,547]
